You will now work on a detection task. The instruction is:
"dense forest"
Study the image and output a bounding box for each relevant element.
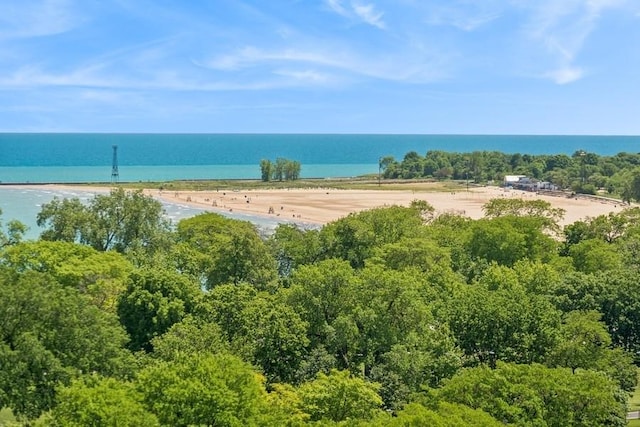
[2,185,640,426]
[381,150,640,201]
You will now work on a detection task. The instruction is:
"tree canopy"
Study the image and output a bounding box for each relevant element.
[0,185,638,425]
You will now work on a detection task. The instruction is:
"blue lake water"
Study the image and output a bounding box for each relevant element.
[1,133,639,183]
[0,187,315,240]
[1,133,638,239]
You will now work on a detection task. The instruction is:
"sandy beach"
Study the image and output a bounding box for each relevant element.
[144,185,625,226]
[12,183,626,227]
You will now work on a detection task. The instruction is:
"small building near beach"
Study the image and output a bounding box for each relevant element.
[504,175,556,191]
[504,175,527,187]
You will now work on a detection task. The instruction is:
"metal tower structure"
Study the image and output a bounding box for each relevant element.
[111,145,119,183]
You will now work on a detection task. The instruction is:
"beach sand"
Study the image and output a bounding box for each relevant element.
[15,183,626,227]
[143,185,625,226]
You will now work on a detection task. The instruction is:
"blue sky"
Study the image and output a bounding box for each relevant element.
[1,0,639,134]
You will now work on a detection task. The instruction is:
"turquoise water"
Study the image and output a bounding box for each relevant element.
[0,164,378,184]
[1,133,638,238]
[1,134,639,180]
[0,187,314,240]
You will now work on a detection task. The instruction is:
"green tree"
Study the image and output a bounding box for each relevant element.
[375,402,503,427]
[568,238,623,274]
[53,376,159,427]
[380,155,397,178]
[272,157,286,181]
[431,362,626,427]
[269,157,302,182]
[369,237,451,273]
[626,168,640,201]
[149,316,229,362]
[117,268,201,352]
[563,208,640,249]
[446,265,561,365]
[259,159,272,182]
[355,266,461,383]
[269,224,323,277]
[594,270,640,357]
[35,197,89,243]
[176,213,277,289]
[297,369,383,422]
[0,241,133,313]
[548,311,611,373]
[465,216,558,267]
[320,205,425,268]
[209,222,278,288]
[286,259,357,354]
[198,286,310,384]
[545,310,636,392]
[0,208,26,248]
[482,198,565,233]
[37,188,170,254]
[284,159,301,180]
[398,151,424,178]
[137,353,268,426]
[196,283,257,343]
[288,260,461,403]
[547,271,603,314]
[370,330,462,410]
[239,294,310,383]
[0,270,132,420]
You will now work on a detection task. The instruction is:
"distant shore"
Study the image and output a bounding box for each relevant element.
[11,182,628,226]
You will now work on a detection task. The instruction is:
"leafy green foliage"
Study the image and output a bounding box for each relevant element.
[568,238,623,273]
[0,270,132,420]
[36,188,170,254]
[137,353,268,426]
[272,157,302,181]
[5,162,640,424]
[297,369,383,422]
[372,402,503,426]
[239,294,310,383]
[465,216,559,267]
[383,148,640,196]
[446,264,561,365]
[269,224,323,276]
[320,205,426,268]
[53,376,158,426]
[431,362,627,426]
[259,158,272,182]
[549,311,611,373]
[176,212,277,289]
[149,316,229,362]
[0,241,133,312]
[483,197,565,233]
[117,267,201,352]
[0,208,26,248]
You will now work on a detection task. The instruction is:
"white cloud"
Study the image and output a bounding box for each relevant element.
[0,0,80,40]
[352,2,386,29]
[424,2,503,31]
[545,66,584,84]
[518,0,628,83]
[204,44,448,85]
[325,0,348,16]
[273,69,333,84]
[324,0,386,29]
[206,47,343,72]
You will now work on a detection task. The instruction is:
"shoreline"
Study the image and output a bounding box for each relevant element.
[8,183,628,227]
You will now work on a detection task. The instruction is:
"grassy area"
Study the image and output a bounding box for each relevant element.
[0,408,18,426]
[627,369,640,425]
[110,177,469,192]
[630,369,640,411]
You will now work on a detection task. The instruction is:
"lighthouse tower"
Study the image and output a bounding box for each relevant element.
[111,145,119,184]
